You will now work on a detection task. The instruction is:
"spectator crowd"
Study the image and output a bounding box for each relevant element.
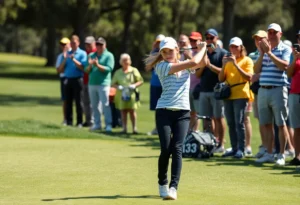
[55,23,300,168]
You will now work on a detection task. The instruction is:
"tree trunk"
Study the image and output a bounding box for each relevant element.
[45,24,56,66]
[72,0,90,50]
[223,0,235,50]
[121,0,135,53]
[45,0,56,66]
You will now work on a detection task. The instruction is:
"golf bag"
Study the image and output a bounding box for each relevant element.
[182,131,217,159]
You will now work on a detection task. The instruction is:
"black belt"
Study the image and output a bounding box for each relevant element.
[260,85,279,89]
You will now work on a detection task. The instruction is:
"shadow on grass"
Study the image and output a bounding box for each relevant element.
[0,72,57,80]
[184,156,300,177]
[0,94,61,106]
[41,194,160,201]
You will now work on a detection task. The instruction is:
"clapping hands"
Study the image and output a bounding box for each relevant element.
[259,38,271,54]
[88,57,98,65]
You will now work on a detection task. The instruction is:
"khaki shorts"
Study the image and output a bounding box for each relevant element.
[258,86,288,126]
[196,92,224,118]
[288,94,300,128]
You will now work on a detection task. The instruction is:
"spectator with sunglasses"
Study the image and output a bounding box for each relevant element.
[85,37,115,132]
[195,29,227,153]
[56,37,71,126]
[254,23,292,166]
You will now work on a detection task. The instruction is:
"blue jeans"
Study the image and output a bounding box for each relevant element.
[88,85,112,128]
[224,99,248,152]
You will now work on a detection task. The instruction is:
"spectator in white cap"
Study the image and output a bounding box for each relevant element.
[145,37,207,200]
[254,23,292,166]
[286,30,300,166]
[145,34,165,136]
[219,37,253,159]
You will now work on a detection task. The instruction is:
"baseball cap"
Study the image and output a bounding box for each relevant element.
[156,34,165,42]
[159,37,178,52]
[85,36,95,44]
[205,28,218,37]
[252,30,267,38]
[96,37,106,44]
[229,37,243,46]
[267,23,282,32]
[296,30,300,37]
[283,40,292,47]
[60,37,70,44]
[189,32,202,40]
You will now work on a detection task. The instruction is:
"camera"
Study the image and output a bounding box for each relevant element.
[293,44,300,52]
[225,52,232,57]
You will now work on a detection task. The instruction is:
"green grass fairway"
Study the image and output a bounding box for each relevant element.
[0,53,299,205]
[1,136,299,205]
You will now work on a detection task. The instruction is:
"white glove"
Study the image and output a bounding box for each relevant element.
[129,84,136,90]
[118,85,124,90]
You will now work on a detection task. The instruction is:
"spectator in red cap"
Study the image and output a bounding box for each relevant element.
[188,32,202,132]
[82,36,97,127]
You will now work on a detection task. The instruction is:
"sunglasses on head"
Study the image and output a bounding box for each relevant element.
[206,36,214,40]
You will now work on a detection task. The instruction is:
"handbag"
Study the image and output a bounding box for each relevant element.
[250,81,260,95]
[130,71,140,102]
[214,82,246,100]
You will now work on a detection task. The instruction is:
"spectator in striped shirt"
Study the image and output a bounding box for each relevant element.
[254,23,292,166]
[145,37,207,200]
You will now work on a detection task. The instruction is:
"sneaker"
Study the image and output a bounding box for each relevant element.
[165,187,177,200]
[234,150,244,159]
[159,185,169,198]
[83,121,92,127]
[225,147,232,152]
[222,150,236,157]
[147,128,158,136]
[255,146,266,158]
[284,149,295,158]
[62,120,67,126]
[244,147,253,157]
[275,154,285,166]
[255,153,274,163]
[90,125,101,131]
[77,123,83,128]
[105,125,112,132]
[213,146,225,153]
[289,157,300,166]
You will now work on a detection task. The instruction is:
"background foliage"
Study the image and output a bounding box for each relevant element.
[0,0,300,69]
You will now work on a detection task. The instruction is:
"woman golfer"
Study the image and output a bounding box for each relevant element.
[145,37,207,200]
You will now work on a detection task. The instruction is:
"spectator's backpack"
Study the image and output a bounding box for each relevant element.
[182,131,217,159]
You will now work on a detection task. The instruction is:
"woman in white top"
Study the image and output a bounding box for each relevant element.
[145,37,207,200]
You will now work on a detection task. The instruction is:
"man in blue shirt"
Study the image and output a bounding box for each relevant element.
[57,35,87,127]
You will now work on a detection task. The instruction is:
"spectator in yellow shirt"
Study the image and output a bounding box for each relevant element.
[219,37,253,158]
